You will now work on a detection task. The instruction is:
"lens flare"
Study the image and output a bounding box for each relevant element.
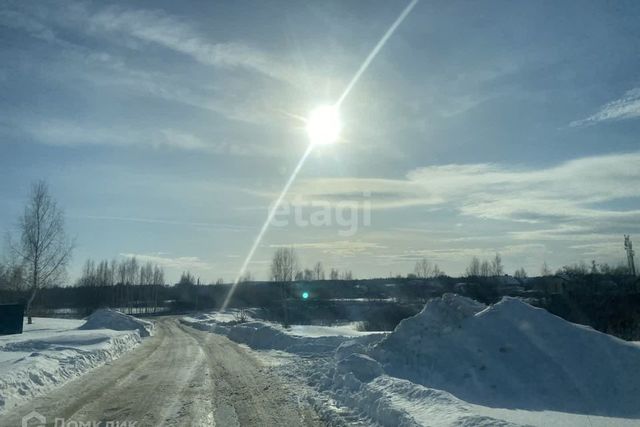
[306,105,341,146]
[221,145,314,312]
[221,0,418,311]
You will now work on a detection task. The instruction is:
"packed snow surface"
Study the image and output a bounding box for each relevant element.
[0,311,151,413]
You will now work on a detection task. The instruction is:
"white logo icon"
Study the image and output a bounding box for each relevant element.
[22,410,46,427]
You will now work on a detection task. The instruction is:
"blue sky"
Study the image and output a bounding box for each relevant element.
[1,0,639,283]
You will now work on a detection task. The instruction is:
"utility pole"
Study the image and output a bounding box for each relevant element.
[624,235,636,276]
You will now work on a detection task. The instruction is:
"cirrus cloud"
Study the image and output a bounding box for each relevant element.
[571,88,640,127]
[289,151,640,229]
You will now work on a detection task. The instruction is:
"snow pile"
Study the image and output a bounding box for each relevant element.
[287,323,376,338]
[372,294,640,417]
[336,353,384,382]
[303,339,513,425]
[312,371,519,427]
[79,309,154,337]
[227,322,346,354]
[0,318,141,413]
[183,310,254,324]
[183,299,640,425]
[181,317,382,355]
[182,311,515,425]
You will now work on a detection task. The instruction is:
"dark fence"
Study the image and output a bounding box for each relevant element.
[0,304,25,335]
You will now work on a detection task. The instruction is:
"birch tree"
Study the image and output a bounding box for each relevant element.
[11,181,73,323]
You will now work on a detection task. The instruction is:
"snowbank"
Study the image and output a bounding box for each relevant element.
[319,373,519,426]
[0,318,141,413]
[181,317,383,355]
[183,311,513,425]
[183,299,640,425]
[79,309,154,337]
[372,294,640,417]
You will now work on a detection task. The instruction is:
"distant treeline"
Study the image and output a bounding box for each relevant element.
[1,270,639,339]
[0,256,167,316]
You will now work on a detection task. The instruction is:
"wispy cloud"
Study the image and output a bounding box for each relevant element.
[290,151,640,230]
[374,243,547,263]
[269,240,386,256]
[0,2,302,129]
[2,1,293,83]
[20,119,205,151]
[11,118,277,155]
[86,6,294,82]
[0,7,57,42]
[73,214,250,232]
[571,88,640,127]
[119,252,212,271]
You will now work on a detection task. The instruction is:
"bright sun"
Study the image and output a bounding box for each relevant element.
[306,105,341,146]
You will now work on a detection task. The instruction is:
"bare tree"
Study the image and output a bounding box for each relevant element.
[77,259,96,287]
[152,265,164,313]
[303,268,313,281]
[178,271,196,286]
[480,260,491,277]
[414,258,433,278]
[125,257,139,286]
[117,261,127,285]
[152,266,165,286]
[557,261,589,276]
[491,253,504,276]
[239,270,253,283]
[10,181,73,323]
[96,260,114,287]
[124,257,139,313]
[270,248,299,282]
[466,256,481,277]
[0,257,26,292]
[313,261,325,280]
[541,261,552,276]
[432,264,444,277]
[270,248,298,328]
[341,270,353,280]
[329,268,339,280]
[514,267,528,280]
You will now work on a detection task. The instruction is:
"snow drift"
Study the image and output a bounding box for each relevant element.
[183,300,640,425]
[79,309,154,337]
[0,311,153,413]
[181,317,382,355]
[372,294,640,417]
[0,320,141,413]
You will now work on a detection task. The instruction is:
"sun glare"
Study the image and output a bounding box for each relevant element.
[306,105,341,146]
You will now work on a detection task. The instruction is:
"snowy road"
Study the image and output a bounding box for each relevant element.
[0,318,324,427]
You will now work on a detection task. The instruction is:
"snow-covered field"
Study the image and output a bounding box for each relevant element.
[0,310,152,413]
[183,295,640,426]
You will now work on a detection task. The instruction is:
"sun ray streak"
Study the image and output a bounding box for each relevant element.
[221,144,314,311]
[335,0,419,108]
[221,0,418,311]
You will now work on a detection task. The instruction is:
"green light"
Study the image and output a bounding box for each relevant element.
[302,291,309,300]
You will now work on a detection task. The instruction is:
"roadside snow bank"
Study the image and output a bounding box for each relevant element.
[0,323,140,413]
[184,300,640,425]
[181,316,383,355]
[372,294,640,417]
[79,309,154,337]
[227,322,346,354]
[319,372,519,427]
